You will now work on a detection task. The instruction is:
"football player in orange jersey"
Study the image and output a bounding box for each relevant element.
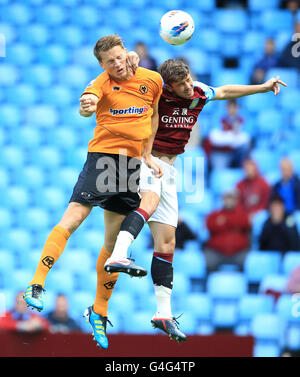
[24,34,163,350]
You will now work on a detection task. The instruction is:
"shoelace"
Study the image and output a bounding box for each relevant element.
[31,285,46,298]
[172,313,183,327]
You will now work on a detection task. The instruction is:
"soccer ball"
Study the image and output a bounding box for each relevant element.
[159,10,195,46]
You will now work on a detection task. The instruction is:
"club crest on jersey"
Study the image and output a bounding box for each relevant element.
[109,106,149,116]
[139,84,148,94]
[147,177,153,184]
[189,98,199,109]
[86,79,96,88]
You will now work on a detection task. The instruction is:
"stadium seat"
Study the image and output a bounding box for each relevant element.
[54,249,93,273]
[0,22,17,44]
[286,325,300,351]
[123,311,156,334]
[244,251,281,283]
[17,166,45,189]
[20,208,51,230]
[16,127,42,148]
[189,0,215,11]
[244,92,276,113]
[7,84,37,106]
[7,43,35,66]
[31,146,62,169]
[276,294,300,323]
[4,4,32,25]
[282,252,300,276]
[69,6,101,27]
[256,109,283,136]
[293,111,300,131]
[212,301,238,328]
[259,274,288,294]
[280,89,300,113]
[212,69,248,86]
[207,271,247,300]
[57,65,89,89]
[0,208,12,230]
[19,24,50,46]
[72,45,102,68]
[173,251,206,279]
[266,68,299,89]
[260,10,294,33]
[251,210,268,245]
[178,49,210,75]
[9,269,33,292]
[23,65,54,87]
[209,168,243,196]
[46,270,75,295]
[53,25,85,48]
[25,106,59,128]
[37,45,69,67]
[176,312,198,335]
[214,10,248,33]
[0,64,19,86]
[183,293,212,321]
[0,251,15,275]
[250,149,280,175]
[1,146,25,168]
[138,8,165,30]
[251,313,286,343]
[191,29,220,52]
[108,291,136,316]
[69,290,95,319]
[34,4,66,26]
[253,342,282,357]
[288,152,300,176]
[0,290,15,313]
[238,294,274,322]
[75,271,97,293]
[116,273,153,297]
[41,86,73,107]
[55,167,80,191]
[242,31,266,55]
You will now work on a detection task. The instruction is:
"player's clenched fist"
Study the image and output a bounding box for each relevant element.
[79,94,99,116]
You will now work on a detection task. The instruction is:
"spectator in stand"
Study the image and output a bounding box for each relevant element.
[271,157,300,214]
[259,196,300,254]
[281,0,300,14]
[287,264,300,294]
[0,291,49,332]
[134,41,157,71]
[203,189,251,272]
[250,38,278,84]
[207,99,251,169]
[46,294,81,333]
[277,21,300,72]
[175,216,197,250]
[236,158,270,221]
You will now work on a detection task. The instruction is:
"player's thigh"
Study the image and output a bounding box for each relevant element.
[103,209,126,253]
[148,221,176,254]
[140,190,160,216]
[58,202,93,234]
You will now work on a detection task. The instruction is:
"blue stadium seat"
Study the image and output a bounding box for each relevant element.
[116,273,153,296]
[17,166,45,189]
[190,29,220,52]
[286,325,300,351]
[0,208,12,230]
[189,0,215,11]
[19,24,50,46]
[242,31,265,55]
[71,230,104,253]
[0,251,15,275]
[69,6,101,27]
[209,168,243,196]
[37,45,69,67]
[173,251,206,279]
[21,208,51,230]
[264,170,281,186]
[69,290,95,319]
[4,4,32,25]
[7,43,35,66]
[71,45,100,68]
[293,111,300,130]
[244,92,276,113]
[23,65,54,87]
[172,272,191,296]
[0,64,19,86]
[108,292,136,317]
[56,249,93,273]
[41,86,73,107]
[214,10,248,33]
[149,47,175,67]
[34,5,66,26]
[283,252,300,276]
[276,30,294,53]
[178,49,210,75]
[0,22,17,44]
[25,106,59,128]
[261,10,294,33]
[0,105,21,127]
[58,65,89,89]
[288,152,300,176]
[251,210,268,245]
[7,84,37,106]
[177,312,198,335]
[122,311,155,334]
[207,271,247,300]
[0,168,9,189]
[280,89,300,112]
[0,290,15,312]
[212,301,238,328]
[46,270,75,295]
[238,294,274,322]
[260,274,288,294]
[266,68,299,89]
[276,294,300,323]
[257,109,283,136]
[76,271,97,293]
[248,0,280,11]
[182,293,212,322]
[16,127,42,148]
[61,106,93,129]
[250,149,280,175]
[253,342,282,357]
[1,146,25,168]
[9,269,33,291]
[31,146,62,168]
[53,26,85,48]
[55,167,80,191]
[138,8,164,30]
[106,7,136,30]
[245,251,282,283]
[4,186,29,210]
[251,313,286,344]
[213,69,248,87]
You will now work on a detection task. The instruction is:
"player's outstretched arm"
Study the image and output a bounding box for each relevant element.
[79,94,99,117]
[213,76,287,101]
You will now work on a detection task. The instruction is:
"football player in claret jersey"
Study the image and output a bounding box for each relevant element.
[23,34,163,350]
[108,58,287,342]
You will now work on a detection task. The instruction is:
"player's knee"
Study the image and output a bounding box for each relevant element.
[158,238,176,254]
[59,204,91,234]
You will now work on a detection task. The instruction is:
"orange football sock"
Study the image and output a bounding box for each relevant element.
[93,246,119,317]
[30,225,70,287]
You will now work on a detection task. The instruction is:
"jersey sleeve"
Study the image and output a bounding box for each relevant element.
[82,77,103,100]
[194,81,216,104]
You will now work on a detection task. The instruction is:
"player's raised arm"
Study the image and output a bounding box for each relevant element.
[78,93,99,117]
[212,76,287,101]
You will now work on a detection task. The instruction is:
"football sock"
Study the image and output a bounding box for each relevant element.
[30,225,70,287]
[109,208,150,261]
[94,246,119,316]
[151,253,174,318]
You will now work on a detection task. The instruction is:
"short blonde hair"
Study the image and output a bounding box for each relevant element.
[94,34,125,62]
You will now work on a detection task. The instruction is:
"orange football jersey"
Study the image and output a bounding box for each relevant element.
[82,67,163,158]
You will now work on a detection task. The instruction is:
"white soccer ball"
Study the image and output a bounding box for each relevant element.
[159,10,195,46]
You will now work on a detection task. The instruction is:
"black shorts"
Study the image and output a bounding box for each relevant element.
[69,152,141,215]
